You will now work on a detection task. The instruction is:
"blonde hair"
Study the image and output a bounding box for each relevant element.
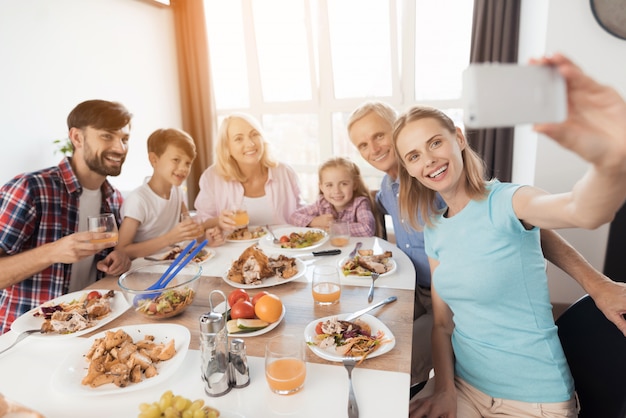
[147,128,196,160]
[318,157,382,236]
[393,105,489,229]
[214,113,277,182]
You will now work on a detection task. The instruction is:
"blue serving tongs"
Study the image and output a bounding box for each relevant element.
[135,239,209,303]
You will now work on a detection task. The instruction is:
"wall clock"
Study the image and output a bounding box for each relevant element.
[590,0,626,40]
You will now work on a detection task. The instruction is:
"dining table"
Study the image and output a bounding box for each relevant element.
[0,230,415,418]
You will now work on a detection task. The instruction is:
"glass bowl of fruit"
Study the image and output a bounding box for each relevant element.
[118,262,202,319]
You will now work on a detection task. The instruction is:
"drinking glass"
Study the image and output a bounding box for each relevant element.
[311,265,341,305]
[231,205,249,229]
[87,213,119,244]
[329,220,350,247]
[180,210,204,243]
[265,334,306,395]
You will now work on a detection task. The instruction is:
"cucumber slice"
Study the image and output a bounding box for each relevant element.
[237,318,269,330]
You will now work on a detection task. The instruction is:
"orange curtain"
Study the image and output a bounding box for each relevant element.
[171,0,216,208]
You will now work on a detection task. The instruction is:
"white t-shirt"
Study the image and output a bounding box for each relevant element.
[121,182,183,242]
[69,187,101,292]
[243,194,274,226]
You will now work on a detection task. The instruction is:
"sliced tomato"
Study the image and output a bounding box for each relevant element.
[87,291,101,301]
[315,321,324,335]
[279,235,290,243]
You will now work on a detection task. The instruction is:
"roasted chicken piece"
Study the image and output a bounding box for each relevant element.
[227,245,274,285]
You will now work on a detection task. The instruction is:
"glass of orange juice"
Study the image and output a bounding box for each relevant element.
[87,213,119,244]
[265,334,306,395]
[312,265,341,305]
[231,205,249,229]
[329,220,350,247]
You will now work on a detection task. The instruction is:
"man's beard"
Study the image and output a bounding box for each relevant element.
[84,149,125,176]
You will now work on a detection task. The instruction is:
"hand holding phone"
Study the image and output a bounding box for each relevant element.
[462,63,567,129]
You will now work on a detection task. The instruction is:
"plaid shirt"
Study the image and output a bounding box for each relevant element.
[0,158,123,334]
[289,195,375,237]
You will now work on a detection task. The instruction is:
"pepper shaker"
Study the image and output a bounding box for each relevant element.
[229,338,250,388]
[199,290,231,397]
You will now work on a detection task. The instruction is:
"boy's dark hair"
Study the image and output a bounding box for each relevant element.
[67,100,132,131]
[147,128,197,160]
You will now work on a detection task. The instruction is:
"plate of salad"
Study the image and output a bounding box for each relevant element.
[304,313,395,362]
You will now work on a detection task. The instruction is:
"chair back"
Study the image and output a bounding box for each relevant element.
[556,295,626,418]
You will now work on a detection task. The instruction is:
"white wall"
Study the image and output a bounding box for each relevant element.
[0,0,181,194]
[516,0,626,304]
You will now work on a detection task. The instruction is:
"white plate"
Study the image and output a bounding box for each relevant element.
[222,257,307,289]
[145,247,215,265]
[225,225,268,244]
[304,313,396,362]
[52,323,190,396]
[337,256,397,278]
[259,227,328,252]
[215,301,285,337]
[11,290,130,338]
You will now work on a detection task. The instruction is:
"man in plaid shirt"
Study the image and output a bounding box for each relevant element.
[0,100,133,334]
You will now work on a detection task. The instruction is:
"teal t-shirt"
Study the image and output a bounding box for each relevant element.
[424,181,574,402]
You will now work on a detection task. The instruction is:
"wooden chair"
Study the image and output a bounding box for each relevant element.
[555,294,626,418]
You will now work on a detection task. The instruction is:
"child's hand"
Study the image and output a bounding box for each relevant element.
[168,219,204,245]
[308,214,334,230]
[206,226,225,247]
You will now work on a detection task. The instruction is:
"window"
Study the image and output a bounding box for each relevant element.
[204,0,474,202]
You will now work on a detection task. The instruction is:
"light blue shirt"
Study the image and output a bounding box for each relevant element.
[425,181,574,402]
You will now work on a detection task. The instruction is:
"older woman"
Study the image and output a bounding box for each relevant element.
[195,113,305,232]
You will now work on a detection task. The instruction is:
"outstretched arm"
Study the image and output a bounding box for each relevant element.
[540,229,626,336]
[515,54,626,230]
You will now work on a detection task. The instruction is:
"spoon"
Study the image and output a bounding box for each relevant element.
[0,329,41,355]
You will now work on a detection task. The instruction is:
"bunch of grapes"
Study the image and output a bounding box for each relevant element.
[138,390,219,418]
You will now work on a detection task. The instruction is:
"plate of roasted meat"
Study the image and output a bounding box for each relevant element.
[223,245,306,289]
[338,249,396,278]
[10,290,129,338]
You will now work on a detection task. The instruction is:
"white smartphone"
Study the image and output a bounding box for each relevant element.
[462,63,567,129]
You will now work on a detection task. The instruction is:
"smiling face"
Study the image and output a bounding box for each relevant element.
[348,111,398,179]
[319,166,355,212]
[395,117,466,197]
[80,125,130,177]
[227,117,264,167]
[150,144,194,187]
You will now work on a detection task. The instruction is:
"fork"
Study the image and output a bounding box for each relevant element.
[343,357,359,418]
[367,272,380,303]
[265,224,281,244]
[0,329,41,355]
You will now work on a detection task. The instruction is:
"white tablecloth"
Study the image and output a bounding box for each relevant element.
[0,335,409,418]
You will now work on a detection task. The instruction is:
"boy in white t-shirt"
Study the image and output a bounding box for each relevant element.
[117,128,223,259]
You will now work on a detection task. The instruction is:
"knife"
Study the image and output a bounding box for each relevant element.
[295,249,342,259]
[344,296,397,322]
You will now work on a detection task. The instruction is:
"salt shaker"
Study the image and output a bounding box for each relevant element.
[229,338,250,388]
[199,290,231,397]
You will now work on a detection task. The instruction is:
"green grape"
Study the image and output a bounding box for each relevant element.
[192,410,206,418]
[138,391,219,418]
[137,404,161,418]
[160,390,174,410]
[189,400,204,412]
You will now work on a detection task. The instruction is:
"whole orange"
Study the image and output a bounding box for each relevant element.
[254,294,283,323]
